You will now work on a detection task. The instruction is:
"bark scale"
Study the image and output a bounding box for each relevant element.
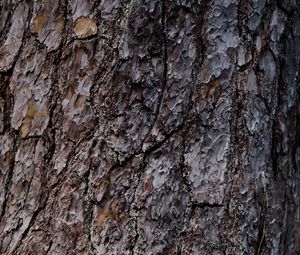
[0,0,299,254]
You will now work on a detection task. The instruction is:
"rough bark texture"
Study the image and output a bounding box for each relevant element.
[0,0,300,254]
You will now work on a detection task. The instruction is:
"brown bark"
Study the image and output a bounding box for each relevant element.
[0,0,299,254]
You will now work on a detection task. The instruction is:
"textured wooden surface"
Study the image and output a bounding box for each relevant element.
[0,0,299,254]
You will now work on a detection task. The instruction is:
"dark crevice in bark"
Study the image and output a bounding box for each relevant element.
[275,0,292,16]
[0,1,13,46]
[69,33,109,44]
[179,129,190,195]
[236,0,252,39]
[237,61,253,72]
[83,138,97,255]
[141,0,168,146]
[192,0,210,82]
[270,56,284,179]
[92,0,102,11]
[0,70,13,134]
[191,202,223,209]
[255,186,268,255]
[45,239,53,254]
[271,119,279,178]
[228,73,245,181]
[281,191,291,254]
[47,0,69,123]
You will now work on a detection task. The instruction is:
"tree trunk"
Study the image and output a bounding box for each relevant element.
[0,0,299,254]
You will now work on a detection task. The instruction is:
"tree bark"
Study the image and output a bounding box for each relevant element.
[0,0,299,254]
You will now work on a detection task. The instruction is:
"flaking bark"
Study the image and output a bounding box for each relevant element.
[0,0,299,254]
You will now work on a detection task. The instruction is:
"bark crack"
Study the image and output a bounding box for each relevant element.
[141,0,168,147]
[255,182,268,255]
[83,138,97,255]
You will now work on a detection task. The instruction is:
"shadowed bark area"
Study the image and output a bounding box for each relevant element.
[0,0,299,254]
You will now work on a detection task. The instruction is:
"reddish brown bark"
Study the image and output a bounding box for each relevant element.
[0,0,299,254]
